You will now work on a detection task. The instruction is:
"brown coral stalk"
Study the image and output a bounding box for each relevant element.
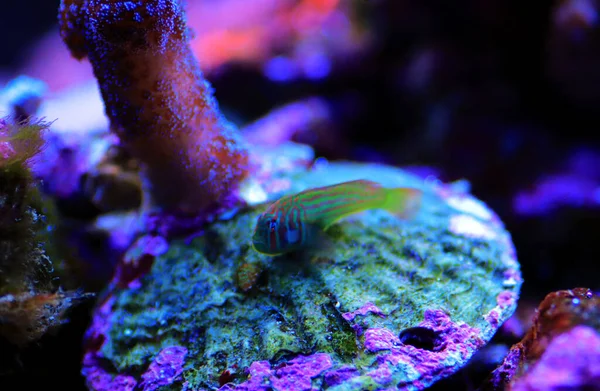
[58,0,250,216]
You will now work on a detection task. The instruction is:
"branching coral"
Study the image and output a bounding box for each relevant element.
[0,118,88,345]
[58,0,250,218]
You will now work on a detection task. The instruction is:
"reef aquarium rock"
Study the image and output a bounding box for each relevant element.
[483,287,600,391]
[83,162,522,391]
[54,0,521,389]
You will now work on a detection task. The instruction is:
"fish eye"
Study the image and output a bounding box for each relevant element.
[268,219,277,232]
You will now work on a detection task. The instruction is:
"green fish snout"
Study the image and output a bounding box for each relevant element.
[251,213,275,254]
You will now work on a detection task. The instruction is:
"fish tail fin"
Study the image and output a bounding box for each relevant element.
[381,187,423,220]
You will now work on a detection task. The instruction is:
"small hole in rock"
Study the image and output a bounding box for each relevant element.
[399,327,442,351]
[218,369,235,387]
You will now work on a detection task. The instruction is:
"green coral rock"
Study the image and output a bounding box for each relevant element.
[84,162,522,391]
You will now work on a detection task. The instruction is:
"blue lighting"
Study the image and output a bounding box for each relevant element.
[264,56,298,83]
[303,52,331,80]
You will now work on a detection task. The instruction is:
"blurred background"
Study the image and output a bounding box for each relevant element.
[1,0,599,390]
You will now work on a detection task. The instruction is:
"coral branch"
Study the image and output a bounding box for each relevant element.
[58,0,250,216]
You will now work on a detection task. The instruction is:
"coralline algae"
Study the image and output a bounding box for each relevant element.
[483,287,600,391]
[82,162,522,390]
[512,325,600,391]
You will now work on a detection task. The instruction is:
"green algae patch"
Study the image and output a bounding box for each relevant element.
[87,162,522,391]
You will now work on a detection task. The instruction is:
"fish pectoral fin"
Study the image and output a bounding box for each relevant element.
[320,212,358,231]
[308,225,336,254]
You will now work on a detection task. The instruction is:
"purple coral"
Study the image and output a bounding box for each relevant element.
[82,345,188,391]
[484,291,520,330]
[497,291,518,309]
[227,353,333,391]
[484,288,600,390]
[363,309,485,387]
[512,325,600,391]
[342,302,387,322]
[323,366,360,387]
[139,346,189,391]
[83,353,138,391]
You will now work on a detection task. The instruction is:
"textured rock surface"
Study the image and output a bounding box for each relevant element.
[83,161,522,391]
[483,287,600,391]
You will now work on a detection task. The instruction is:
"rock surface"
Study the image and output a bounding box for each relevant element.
[483,287,600,391]
[83,161,522,391]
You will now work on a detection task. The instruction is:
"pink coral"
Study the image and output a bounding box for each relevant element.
[139,346,188,391]
[342,302,387,322]
[512,325,600,391]
[363,309,485,388]
[83,353,138,391]
[226,353,333,391]
[82,345,188,391]
[484,288,600,390]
